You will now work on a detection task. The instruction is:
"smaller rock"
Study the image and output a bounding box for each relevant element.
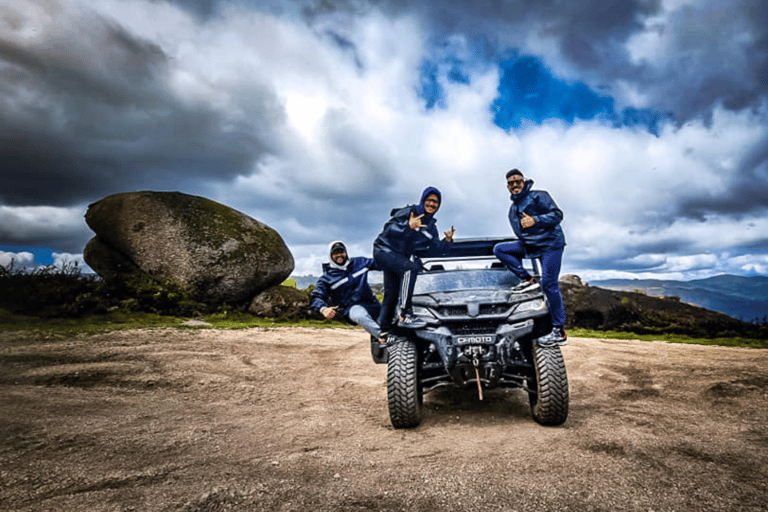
[248,285,312,319]
[181,320,212,327]
[560,274,584,286]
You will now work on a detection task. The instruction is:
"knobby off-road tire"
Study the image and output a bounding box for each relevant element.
[387,339,423,428]
[528,343,569,426]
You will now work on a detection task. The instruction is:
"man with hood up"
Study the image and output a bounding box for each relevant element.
[373,187,455,341]
[310,241,381,339]
[494,168,567,346]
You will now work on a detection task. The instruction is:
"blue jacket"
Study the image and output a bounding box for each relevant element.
[310,257,381,322]
[373,187,450,257]
[508,179,565,258]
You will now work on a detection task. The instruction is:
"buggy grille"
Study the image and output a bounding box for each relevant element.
[449,322,501,336]
[438,306,467,316]
[479,304,510,315]
[438,304,511,317]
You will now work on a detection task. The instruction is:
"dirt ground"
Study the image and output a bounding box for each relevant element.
[1,327,767,512]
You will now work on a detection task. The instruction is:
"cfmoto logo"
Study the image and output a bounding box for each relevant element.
[456,336,493,343]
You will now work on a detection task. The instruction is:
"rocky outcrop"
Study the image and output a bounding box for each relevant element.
[84,191,294,305]
[248,285,312,319]
[560,279,637,330]
[559,274,584,287]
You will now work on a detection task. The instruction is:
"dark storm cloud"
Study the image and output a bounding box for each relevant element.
[538,0,660,65]
[0,209,93,253]
[161,0,218,19]
[214,0,767,125]
[677,139,768,220]
[356,0,767,124]
[643,0,768,122]
[580,255,662,273]
[0,2,283,207]
[546,0,767,123]
[735,236,768,253]
[372,0,661,57]
[0,8,169,106]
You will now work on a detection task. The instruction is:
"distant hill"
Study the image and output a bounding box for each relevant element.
[291,272,384,291]
[291,275,319,290]
[591,275,768,322]
[560,279,766,341]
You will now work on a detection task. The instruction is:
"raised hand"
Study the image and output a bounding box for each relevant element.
[444,225,455,241]
[409,212,425,230]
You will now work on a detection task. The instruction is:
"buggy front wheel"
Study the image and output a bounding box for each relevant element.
[387,339,423,428]
[528,343,569,426]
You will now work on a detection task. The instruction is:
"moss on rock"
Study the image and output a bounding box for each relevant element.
[84,191,294,305]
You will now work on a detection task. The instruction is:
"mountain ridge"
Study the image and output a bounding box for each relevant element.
[591,274,768,322]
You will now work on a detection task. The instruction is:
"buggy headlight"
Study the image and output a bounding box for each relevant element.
[412,306,436,319]
[515,299,546,313]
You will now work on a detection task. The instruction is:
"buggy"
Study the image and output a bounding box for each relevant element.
[372,237,569,428]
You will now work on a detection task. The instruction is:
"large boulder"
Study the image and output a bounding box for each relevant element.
[84,191,294,304]
[83,236,142,284]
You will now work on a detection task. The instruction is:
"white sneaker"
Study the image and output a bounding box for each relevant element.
[538,327,568,346]
[510,278,538,294]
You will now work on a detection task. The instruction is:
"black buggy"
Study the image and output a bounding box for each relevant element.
[372,237,569,428]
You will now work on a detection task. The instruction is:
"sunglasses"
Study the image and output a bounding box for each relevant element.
[507,179,524,186]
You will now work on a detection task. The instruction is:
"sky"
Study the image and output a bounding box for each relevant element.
[1,0,767,282]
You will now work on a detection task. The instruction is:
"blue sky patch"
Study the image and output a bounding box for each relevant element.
[0,245,54,267]
[418,50,667,135]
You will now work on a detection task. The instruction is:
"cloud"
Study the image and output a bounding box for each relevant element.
[0,250,34,268]
[0,204,92,252]
[1,0,279,206]
[52,251,91,272]
[399,0,768,124]
[1,0,767,283]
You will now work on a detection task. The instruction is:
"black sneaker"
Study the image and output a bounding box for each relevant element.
[510,277,538,294]
[371,335,388,364]
[398,314,427,329]
[538,327,567,347]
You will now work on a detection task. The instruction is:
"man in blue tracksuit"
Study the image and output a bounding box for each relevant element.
[310,241,381,338]
[494,169,567,346]
[373,187,455,341]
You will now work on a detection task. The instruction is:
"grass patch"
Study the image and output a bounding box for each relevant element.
[0,308,354,336]
[0,309,184,337]
[1,311,763,348]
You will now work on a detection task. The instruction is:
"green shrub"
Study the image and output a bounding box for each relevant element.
[0,260,209,318]
[0,260,107,317]
[112,272,208,317]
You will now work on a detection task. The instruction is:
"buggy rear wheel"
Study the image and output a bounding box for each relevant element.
[387,339,423,428]
[528,343,569,426]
